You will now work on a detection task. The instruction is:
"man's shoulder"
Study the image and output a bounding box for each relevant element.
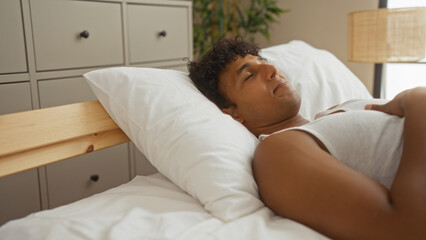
[253,129,335,183]
[256,130,321,157]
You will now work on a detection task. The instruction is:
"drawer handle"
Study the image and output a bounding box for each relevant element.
[90,174,99,182]
[80,30,90,39]
[158,30,167,37]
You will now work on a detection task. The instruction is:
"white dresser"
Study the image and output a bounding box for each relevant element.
[0,0,192,225]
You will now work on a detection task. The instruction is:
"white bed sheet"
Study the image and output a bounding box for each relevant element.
[0,173,328,240]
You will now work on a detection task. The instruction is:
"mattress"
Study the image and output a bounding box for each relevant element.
[0,173,328,239]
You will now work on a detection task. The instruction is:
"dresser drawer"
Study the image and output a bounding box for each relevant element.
[127,4,190,64]
[46,144,130,208]
[132,144,157,176]
[0,1,27,74]
[38,77,96,108]
[0,169,41,225]
[37,76,130,208]
[0,82,32,115]
[30,0,124,71]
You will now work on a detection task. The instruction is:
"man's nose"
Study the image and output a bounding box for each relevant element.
[263,64,277,82]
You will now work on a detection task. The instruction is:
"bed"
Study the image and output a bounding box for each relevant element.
[0,41,372,239]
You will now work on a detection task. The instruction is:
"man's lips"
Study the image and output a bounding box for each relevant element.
[273,81,287,94]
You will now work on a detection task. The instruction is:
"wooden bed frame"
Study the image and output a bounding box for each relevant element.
[0,101,129,178]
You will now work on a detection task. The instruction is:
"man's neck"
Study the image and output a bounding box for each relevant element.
[250,114,310,137]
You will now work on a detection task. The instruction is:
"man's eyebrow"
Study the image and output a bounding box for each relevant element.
[236,56,268,76]
[237,62,250,76]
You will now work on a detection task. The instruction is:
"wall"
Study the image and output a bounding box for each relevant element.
[252,0,379,94]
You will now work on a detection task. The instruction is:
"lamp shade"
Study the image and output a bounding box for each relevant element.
[348,7,426,63]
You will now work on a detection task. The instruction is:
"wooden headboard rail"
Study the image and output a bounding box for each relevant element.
[0,101,130,178]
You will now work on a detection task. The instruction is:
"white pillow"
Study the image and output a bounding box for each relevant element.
[84,67,262,221]
[261,41,372,120]
[84,41,371,221]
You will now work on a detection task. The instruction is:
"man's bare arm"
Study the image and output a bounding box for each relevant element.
[252,127,426,239]
[368,87,426,227]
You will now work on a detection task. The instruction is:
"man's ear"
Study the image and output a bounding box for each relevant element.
[221,106,244,123]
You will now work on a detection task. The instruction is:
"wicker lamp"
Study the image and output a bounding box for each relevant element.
[348,7,426,97]
[348,7,426,63]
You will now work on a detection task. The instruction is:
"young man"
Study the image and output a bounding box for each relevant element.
[188,37,426,240]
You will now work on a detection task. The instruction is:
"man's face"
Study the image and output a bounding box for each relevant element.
[218,54,301,131]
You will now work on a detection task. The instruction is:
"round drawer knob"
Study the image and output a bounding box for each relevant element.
[158,30,167,37]
[80,30,90,39]
[90,174,99,182]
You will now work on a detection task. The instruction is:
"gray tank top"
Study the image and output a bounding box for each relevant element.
[259,99,404,189]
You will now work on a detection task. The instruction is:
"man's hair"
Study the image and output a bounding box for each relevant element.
[188,36,260,109]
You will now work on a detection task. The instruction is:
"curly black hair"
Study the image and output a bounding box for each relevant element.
[188,36,260,109]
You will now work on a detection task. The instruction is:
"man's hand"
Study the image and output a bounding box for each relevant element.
[364,87,426,117]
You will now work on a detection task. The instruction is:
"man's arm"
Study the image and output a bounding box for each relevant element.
[252,125,426,239]
[368,87,426,229]
[253,131,396,239]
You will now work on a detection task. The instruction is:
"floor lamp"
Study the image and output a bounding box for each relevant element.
[348,7,426,98]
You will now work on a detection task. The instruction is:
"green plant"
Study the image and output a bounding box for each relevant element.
[193,0,289,57]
